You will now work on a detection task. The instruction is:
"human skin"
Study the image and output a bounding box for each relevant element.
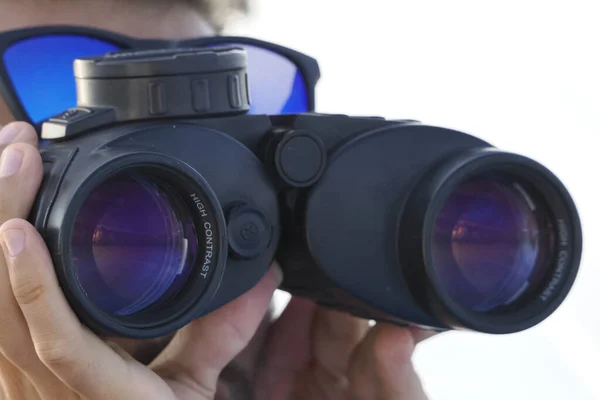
[0,1,436,399]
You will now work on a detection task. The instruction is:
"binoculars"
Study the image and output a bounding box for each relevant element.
[33,46,581,338]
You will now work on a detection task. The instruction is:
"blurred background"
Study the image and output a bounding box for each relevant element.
[227,1,599,399]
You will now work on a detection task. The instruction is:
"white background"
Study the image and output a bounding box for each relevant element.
[228,1,599,399]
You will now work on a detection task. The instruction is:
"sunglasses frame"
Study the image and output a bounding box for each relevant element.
[0,25,321,129]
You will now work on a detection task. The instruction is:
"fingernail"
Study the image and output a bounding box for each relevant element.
[0,124,20,145]
[0,147,23,177]
[272,263,284,285]
[2,229,25,257]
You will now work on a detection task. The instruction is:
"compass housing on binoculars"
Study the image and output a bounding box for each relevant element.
[32,46,582,338]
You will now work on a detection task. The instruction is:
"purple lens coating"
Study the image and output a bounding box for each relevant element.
[431,174,554,312]
[71,174,198,316]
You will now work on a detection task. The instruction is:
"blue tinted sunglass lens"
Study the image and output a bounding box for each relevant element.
[4,36,309,124]
[222,43,309,114]
[3,35,120,124]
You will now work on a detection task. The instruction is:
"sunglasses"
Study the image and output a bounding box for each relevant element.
[0,26,320,129]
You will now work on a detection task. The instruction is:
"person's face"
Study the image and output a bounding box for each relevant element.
[0,0,215,125]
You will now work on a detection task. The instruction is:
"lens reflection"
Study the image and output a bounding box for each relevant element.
[431,174,554,312]
[71,174,198,316]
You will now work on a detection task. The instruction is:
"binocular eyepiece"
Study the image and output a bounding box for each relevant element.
[34,47,582,338]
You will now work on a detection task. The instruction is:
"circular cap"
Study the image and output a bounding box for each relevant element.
[227,204,273,260]
[275,130,327,187]
[74,46,247,79]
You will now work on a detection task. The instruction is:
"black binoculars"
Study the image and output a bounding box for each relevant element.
[33,46,581,338]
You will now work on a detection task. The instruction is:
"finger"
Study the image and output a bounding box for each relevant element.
[0,256,74,400]
[0,141,67,399]
[0,142,43,223]
[0,122,39,150]
[104,341,138,364]
[153,264,283,399]
[312,307,370,381]
[254,297,317,399]
[0,219,174,399]
[109,336,175,366]
[0,353,42,400]
[409,326,441,344]
[291,308,371,400]
[348,324,430,400]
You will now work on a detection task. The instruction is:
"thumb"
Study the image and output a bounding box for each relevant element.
[152,263,282,398]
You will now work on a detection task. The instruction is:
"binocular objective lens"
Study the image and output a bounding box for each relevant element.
[431,173,555,312]
[71,174,199,316]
